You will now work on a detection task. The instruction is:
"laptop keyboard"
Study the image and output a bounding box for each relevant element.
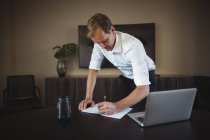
[137,116,144,122]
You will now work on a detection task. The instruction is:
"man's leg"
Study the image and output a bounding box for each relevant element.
[149,70,157,92]
[115,75,136,102]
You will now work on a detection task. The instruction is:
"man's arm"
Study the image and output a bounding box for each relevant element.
[98,85,149,115]
[115,85,149,111]
[85,69,98,99]
[78,69,98,110]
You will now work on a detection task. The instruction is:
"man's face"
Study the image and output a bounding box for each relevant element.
[90,26,116,51]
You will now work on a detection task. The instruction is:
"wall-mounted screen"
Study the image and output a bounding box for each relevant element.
[78,23,155,68]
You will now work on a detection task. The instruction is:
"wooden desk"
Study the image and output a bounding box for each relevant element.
[0,107,210,140]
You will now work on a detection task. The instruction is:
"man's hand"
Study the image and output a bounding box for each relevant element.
[98,101,119,115]
[78,98,95,110]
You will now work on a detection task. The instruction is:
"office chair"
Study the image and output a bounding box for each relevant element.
[3,75,41,113]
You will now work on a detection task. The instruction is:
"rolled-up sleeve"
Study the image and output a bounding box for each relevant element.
[89,44,104,70]
[126,41,151,86]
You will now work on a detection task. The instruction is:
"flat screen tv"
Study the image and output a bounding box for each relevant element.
[78,23,155,68]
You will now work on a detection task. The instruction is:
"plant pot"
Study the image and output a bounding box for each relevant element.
[56,58,67,77]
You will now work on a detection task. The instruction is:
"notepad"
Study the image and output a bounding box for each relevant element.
[81,104,132,119]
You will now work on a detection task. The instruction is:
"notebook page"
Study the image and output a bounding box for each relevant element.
[82,104,132,119]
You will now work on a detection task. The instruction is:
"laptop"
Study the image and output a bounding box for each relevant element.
[127,88,197,127]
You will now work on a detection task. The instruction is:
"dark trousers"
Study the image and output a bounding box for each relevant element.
[115,70,157,110]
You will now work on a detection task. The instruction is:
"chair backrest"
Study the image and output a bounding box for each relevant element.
[7,75,36,100]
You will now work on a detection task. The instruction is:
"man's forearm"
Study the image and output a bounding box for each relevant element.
[85,69,98,99]
[115,85,149,112]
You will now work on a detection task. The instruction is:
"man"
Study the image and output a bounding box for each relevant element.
[78,13,156,115]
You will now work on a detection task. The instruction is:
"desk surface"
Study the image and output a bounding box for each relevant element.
[0,107,210,140]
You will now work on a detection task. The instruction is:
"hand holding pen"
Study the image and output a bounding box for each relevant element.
[98,95,118,115]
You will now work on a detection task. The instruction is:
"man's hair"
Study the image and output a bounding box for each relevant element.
[87,13,113,37]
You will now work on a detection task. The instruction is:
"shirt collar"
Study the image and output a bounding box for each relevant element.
[111,31,122,53]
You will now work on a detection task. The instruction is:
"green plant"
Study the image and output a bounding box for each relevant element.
[53,43,76,59]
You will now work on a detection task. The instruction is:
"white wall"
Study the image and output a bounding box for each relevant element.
[0,0,210,107]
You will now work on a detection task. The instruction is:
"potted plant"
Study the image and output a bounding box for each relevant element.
[53,43,76,77]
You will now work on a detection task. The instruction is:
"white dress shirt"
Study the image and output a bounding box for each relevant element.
[89,31,156,86]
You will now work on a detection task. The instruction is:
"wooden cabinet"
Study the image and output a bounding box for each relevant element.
[157,76,194,90]
[45,76,118,107]
[45,75,197,108]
